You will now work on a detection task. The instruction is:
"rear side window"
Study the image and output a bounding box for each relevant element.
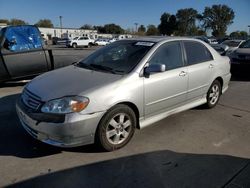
[149,41,183,70]
[184,41,213,65]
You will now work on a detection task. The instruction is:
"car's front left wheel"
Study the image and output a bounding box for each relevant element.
[96,104,136,151]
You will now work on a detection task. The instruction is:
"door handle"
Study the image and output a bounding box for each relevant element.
[179,71,187,77]
[209,64,214,68]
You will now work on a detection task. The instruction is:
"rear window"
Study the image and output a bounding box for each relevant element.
[184,41,213,65]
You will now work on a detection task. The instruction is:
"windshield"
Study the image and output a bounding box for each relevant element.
[239,40,250,48]
[78,40,155,74]
[222,40,242,47]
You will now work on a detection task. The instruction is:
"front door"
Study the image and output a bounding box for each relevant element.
[144,41,188,117]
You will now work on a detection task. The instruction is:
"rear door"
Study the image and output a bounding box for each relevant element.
[1,25,48,78]
[183,41,215,101]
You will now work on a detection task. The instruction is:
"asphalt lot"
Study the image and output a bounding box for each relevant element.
[0,47,250,187]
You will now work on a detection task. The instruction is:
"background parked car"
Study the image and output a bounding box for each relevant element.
[94,38,110,46]
[229,39,250,65]
[194,36,210,44]
[68,36,95,48]
[52,37,70,45]
[221,40,245,55]
[108,38,118,43]
[210,43,229,56]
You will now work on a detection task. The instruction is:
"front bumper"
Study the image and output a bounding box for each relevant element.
[16,99,105,147]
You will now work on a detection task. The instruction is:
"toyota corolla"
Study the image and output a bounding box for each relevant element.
[16,37,231,151]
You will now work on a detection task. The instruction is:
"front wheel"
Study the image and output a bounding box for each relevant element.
[205,80,221,108]
[96,104,136,151]
[72,43,77,48]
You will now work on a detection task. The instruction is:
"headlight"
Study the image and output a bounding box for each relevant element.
[41,96,89,114]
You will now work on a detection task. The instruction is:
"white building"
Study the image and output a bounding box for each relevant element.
[38,27,98,40]
[0,23,7,29]
[0,23,133,41]
[39,27,133,40]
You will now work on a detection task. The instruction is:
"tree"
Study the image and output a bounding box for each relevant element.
[230,31,248,39]
[9,18,27,25]
[103,24,124,34]
[202,4,235,37]
[93,25,105,33]
[158,13,177,36]
[176,8,198,36]
[146,25,158,36]
[0,19,9,24]
[35,19,53,28]
[158,13,170,35]
[80,24,93,30]
[196,29,207,36]
[138,25,146,33]
[229,31,240,39]
[239,31,248,39]
[93,24,124,34]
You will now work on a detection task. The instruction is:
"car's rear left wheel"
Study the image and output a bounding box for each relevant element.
[96,104,136,151]
[205,80,221,108]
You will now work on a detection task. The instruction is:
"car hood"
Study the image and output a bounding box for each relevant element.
[26,65,123,101]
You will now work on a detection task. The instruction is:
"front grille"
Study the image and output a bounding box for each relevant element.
[21,89,42,111]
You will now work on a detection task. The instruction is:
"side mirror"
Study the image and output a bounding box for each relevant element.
[144,64,166,77]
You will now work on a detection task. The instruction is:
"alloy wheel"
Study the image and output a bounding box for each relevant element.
[106,113,132,145]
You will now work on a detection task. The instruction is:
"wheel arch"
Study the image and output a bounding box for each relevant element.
[115,102,140,130]
[214,77,223,93]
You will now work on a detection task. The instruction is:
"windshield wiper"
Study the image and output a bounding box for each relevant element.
[90,64,117,74]
[76,62,94,70]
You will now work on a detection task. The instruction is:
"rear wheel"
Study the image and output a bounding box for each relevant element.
[205,80,221,108]
[96,104,136,151]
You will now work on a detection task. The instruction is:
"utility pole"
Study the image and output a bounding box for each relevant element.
[248,25,250,38]
[59,16,63,37]
[134,23,138,33]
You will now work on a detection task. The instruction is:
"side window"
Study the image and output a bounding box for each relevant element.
[149,41,183,70]
[79,37,84,40]
[184,41,213,65]
[3,26,42,52]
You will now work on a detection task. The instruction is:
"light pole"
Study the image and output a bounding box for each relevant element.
[134,23,138,33]
[59,16,63,37]
[248,25,250,38]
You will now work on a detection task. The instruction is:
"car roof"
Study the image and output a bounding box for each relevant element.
[123,36,202,43]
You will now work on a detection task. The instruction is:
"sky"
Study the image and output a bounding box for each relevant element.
[0,0,249,35]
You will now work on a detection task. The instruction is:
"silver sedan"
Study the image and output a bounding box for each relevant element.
[16,37,231,151]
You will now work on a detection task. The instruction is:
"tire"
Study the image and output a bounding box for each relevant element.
[205,80,221,108]
[96,104,136,151]
[72,43,77,48]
